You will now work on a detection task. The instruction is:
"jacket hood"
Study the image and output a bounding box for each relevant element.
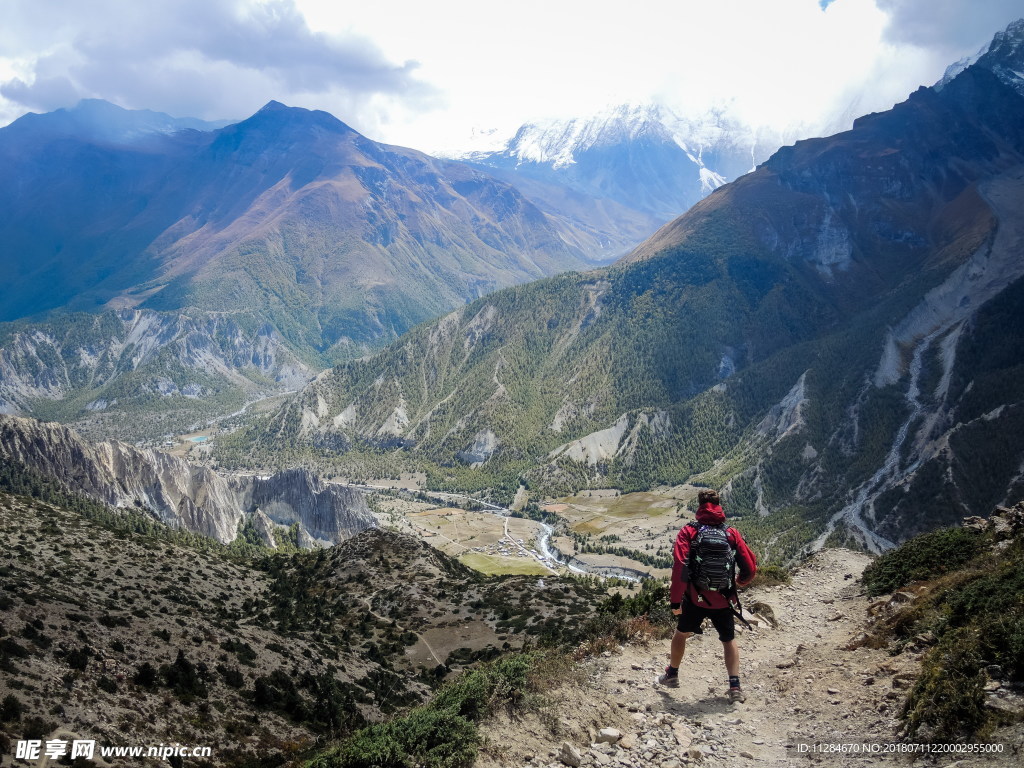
[696,503,726,525]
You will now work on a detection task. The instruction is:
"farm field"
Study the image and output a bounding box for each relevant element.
[368,494,554,576]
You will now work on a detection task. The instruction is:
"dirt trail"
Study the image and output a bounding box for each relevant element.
[473,548,1014,768]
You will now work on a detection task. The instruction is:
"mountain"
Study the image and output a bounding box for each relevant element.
[458,104,787,227]
[0,414,374,546]
[0,98,228,145]
[0,308,312,441]
[0,488,605,766]
[936,18,1024,97]
[0,100,615,346]
[0,100,648,438]
[232,21,1024,557]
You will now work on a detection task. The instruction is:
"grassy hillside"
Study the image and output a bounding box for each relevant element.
[0,480,612,766]
[860,504,1024,742]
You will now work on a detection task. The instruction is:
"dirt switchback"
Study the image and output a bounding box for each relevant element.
[473,549,1021,768]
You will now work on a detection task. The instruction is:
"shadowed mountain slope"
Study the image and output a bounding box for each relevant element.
[0,100,617,358]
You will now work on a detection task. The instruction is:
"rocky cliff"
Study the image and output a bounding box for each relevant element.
[0,414,373,546]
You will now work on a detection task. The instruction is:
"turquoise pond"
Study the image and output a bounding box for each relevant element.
[188,436,210,443]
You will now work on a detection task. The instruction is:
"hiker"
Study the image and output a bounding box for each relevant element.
[657,489,757,702]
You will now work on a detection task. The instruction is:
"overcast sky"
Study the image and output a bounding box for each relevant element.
[1,0,1021,153]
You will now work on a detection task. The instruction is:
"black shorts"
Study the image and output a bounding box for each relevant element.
[676,599,735,642]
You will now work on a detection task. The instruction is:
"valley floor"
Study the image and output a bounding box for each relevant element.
[472,549,1023,768]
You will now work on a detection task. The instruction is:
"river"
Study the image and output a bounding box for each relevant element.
[345,483,645,582]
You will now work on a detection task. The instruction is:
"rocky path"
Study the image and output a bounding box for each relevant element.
[474,548,945,768]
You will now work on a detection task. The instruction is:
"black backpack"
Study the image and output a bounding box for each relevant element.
[687,522,736,593]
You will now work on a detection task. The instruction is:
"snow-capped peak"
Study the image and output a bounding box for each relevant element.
[499,104,673,169]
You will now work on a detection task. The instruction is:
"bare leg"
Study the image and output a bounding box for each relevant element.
[670,631,692,668]
[722,639,739,677]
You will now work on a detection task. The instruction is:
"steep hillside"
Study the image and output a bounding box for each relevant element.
[228,24,1024,555]
[0,492,604,766]
[0,308,312,440]
[858,503,1024,746]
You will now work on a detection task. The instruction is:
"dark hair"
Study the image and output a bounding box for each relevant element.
[697,490,721,506]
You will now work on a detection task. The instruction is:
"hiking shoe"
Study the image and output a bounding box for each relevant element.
[656,667,680,688]
[727,686,746,703]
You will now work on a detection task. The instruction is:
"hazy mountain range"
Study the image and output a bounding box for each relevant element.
[0,93,759,438]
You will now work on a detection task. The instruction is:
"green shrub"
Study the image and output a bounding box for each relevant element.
[751,565,791,587]
[902,627,988,741]
[305,653,538,768]
[431,653,533,720]
[861,527,985,596]
[310,708,478,768]
[97,675,118,694]
[872,528,1024,741]
[0,694,22,722]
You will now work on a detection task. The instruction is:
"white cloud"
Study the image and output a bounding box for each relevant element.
[295,0,1021,151]
[0,0,435,125]
[0,0,1020,152]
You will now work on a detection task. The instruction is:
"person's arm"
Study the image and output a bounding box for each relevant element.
[731,529,758,587]
[669,525,693,610]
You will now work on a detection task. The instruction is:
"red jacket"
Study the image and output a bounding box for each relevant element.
[670,503,758,609]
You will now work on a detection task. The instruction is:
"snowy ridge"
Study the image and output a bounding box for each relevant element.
[498,104,672,169]
[936,18,1024,95]
[456,102,792,194]
[935,46,991,91]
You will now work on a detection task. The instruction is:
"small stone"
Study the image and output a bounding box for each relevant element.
[826,687,840,695]
[559,742,583,768]
[597,728,622,744]
[740,751,755,759]
[776,659,796,669]
[618,734,637,750]
[591,750,611,766]
[672,723,693,748]
[685,748,703,761]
